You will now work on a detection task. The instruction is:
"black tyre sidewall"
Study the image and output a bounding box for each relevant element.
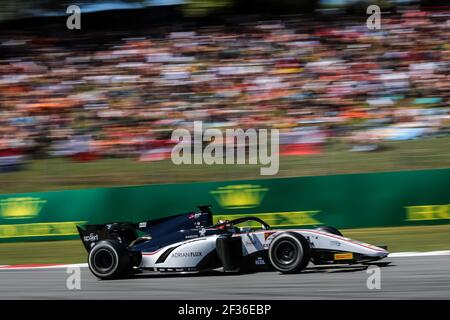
[88,240,130,279]
[268,232,311,274]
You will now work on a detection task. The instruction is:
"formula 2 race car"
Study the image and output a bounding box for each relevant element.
[77,206,389,279]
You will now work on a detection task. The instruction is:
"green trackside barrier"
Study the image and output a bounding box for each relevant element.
[0,168,449,242]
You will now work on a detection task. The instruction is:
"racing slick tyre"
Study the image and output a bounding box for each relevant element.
[88,240,132,280]
[268,232,311,274]
[316,226,343,236]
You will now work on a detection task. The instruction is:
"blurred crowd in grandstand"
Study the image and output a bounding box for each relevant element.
[0,8,449,169]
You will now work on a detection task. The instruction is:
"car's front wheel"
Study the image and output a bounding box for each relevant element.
[88,240,131,280]
[268,232,311,274]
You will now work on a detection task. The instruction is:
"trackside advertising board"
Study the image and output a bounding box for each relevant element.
[0,168,449,242]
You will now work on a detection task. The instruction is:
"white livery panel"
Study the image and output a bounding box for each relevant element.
[139,229,388,270]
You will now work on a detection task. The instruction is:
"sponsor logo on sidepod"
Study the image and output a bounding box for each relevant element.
[172,252,202,258]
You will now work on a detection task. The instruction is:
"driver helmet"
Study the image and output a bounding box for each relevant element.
[217,219,229,230]
[217,220,237,233]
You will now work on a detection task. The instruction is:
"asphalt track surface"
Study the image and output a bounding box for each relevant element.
[0,256,449,299]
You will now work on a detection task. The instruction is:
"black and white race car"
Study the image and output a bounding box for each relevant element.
[77,206,389,279]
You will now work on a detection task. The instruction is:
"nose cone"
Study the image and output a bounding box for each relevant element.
[374,248,389,258]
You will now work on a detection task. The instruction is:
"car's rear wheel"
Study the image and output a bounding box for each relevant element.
[316,226,343,237]
[88,240,131,280]
[268,232,311,274]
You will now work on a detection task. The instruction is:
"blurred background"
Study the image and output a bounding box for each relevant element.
[0,0,449,194]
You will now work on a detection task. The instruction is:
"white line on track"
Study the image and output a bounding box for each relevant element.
[388,250,450,257]
[0,263,88,270]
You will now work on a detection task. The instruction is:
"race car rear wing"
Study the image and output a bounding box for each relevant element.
[77,205,213,252]
[76,221,137,252]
